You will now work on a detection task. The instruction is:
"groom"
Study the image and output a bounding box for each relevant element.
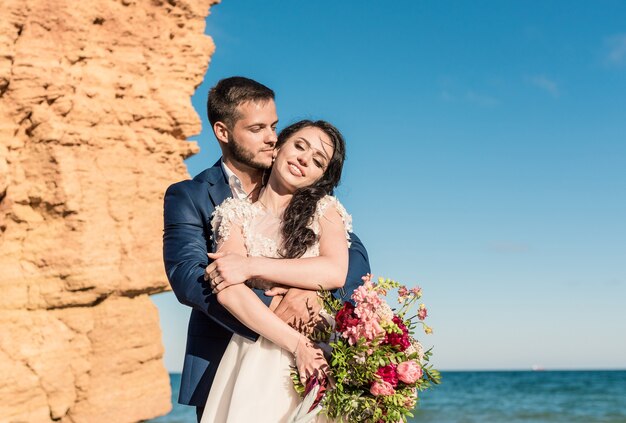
[163,76,370,421]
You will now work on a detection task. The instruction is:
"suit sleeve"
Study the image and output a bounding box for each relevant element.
[162,182,269,341]
[333,232,370,303]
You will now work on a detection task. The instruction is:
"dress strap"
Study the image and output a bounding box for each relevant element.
[312,195,353,247]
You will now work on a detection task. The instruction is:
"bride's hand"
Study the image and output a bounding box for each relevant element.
[264,285,289,296]
[294,335,329,385]
[205,252,251,293]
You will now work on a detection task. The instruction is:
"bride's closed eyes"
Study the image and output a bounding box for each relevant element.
[293,139,328,169]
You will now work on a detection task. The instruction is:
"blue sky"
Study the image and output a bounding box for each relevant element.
[152,0,626,371]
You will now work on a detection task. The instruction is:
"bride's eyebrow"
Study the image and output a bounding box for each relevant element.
[297,137,330,161]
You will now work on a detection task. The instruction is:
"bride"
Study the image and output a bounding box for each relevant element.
[200,119,353,422]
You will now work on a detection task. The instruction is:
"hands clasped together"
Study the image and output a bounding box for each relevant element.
[205,251,330,385]
[205,251,251,293]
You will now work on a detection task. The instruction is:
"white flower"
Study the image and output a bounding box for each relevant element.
[406,338,424,362]
[355,353,366,364]
[375,303,394,324]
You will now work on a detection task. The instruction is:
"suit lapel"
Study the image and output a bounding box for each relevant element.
[201,160,233,207]
[208,180,231,208]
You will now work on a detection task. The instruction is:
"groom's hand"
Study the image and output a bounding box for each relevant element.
[272,288,325,337]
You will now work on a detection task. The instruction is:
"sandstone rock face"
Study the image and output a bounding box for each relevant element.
[0,0,218,421]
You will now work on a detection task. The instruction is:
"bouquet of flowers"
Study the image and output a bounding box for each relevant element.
[292,275,441,423]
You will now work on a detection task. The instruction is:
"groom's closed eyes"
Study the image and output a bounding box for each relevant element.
[248,123,278,133]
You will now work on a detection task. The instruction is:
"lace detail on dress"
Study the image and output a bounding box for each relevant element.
[246,232,280,257]
[211,195,352,259]
[211,197,261,244]
[311,195,353,247]
[211,198,283,258]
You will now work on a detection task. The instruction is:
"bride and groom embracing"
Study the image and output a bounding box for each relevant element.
[163,76,370,422]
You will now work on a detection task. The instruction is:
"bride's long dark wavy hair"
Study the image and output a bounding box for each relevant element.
[276,120,346,259]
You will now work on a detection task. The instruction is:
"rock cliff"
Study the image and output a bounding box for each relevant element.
[0,0,217,420]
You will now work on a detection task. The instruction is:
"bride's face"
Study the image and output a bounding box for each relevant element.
[271,126,334,192]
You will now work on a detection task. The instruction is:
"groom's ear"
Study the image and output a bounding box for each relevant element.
[213,121,230,143]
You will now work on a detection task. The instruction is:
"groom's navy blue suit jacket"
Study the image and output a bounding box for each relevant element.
[163,160,371,407]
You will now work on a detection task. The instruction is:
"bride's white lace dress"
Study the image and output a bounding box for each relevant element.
[200,195,351,423]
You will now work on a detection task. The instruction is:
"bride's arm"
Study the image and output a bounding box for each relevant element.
[214,223,326,380]
[209,206,349,291]
[251,206,349,289]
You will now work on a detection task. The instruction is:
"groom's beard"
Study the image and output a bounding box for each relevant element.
[227,134,273,171]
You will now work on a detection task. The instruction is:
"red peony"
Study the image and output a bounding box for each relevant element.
[383,316,410,351]
[335,302,360,333]
[376,363,399,388]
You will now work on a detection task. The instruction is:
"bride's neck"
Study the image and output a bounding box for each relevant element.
[257,181,292,215]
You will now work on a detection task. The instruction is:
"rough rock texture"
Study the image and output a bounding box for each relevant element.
[0,0,218,421]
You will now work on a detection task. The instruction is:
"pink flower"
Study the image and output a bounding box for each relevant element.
[376,364,398,387]
[342,278,386,344]
[397,286,409,303]
[343,318,384,345]
[352,281,381,307]
[417,303,428,320]
[370,380,395,396]
[410,287,422,298]
[397,360,423,384]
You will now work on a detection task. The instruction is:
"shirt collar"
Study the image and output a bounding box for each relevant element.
[221,159,248,199]
[221,159,237,182]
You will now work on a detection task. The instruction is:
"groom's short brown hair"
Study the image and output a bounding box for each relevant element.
[207,76,275,128]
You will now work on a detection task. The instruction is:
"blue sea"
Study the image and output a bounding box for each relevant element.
[148,371,626,422]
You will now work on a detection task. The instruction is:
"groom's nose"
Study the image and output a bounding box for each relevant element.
[265,127,277,146]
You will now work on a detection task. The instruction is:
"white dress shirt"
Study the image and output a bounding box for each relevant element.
[221,159,249,200]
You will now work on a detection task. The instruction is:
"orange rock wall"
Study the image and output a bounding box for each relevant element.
[0,0,218,421]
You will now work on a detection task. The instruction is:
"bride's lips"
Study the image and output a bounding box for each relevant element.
[287,161,305,177]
